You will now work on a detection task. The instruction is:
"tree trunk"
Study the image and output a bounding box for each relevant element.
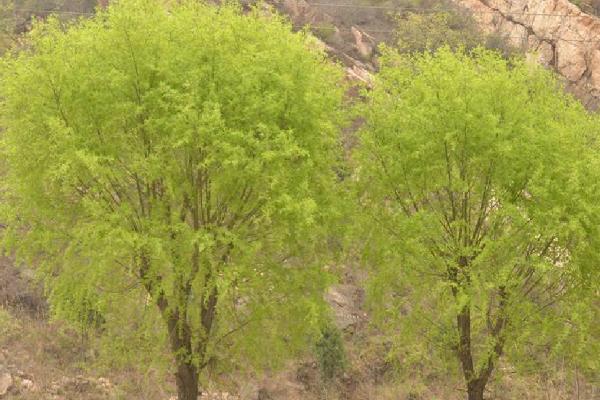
[162,305,200,400]
[139,252,203,400]
[457,285,508,400]
[166,315,200,400]
[456,305,475,384]
[467,379,485,400]
[175,360,199,400]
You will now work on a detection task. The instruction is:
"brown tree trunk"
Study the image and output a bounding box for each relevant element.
[166,315,200,400]
[175,360,199,400]
[456,304,474,383]
[455,286,508,400]
[467,379,486,400]
[138,252,203,400]
[161,301,201,400]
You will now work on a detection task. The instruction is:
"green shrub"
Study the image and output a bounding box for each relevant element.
[395,10,482,54]
[315,323,346,382]
[394,0,519,56]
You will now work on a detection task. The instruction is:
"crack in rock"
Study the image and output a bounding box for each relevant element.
[454,0,600,108]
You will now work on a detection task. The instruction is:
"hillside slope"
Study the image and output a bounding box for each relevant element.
[455,0,600,108]
[1,1,599,399]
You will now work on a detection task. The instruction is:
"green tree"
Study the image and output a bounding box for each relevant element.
[0,1,345,399]
[356,47,600,400]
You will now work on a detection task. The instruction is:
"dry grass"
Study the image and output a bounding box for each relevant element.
[0,303,177,399]
[1,257,598,399]
[0,284,598,399]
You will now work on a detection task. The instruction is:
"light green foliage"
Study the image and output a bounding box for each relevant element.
[0,0,345,390]
[356,47,600,394]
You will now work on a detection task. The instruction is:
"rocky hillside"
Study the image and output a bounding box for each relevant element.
[454,0,600,108]
[272,0,600,109]
[9,0,600,107]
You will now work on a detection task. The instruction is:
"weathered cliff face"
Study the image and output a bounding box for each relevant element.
[454,0,600,108]
[276,0,600,107]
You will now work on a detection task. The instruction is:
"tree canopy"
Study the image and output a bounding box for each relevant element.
[0,1,345,398]
[355,47,600,400]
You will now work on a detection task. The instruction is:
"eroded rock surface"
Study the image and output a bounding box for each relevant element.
[0,372,13,398]
[325,283,367,332]
[455,0,600,108]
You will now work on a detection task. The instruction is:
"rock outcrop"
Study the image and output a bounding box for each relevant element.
[274,0,600,107]
[0,372,13,398]
[0,368,39,398]
[269,0,377,85]
[324,283,367,332]
[454,0,600,108]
